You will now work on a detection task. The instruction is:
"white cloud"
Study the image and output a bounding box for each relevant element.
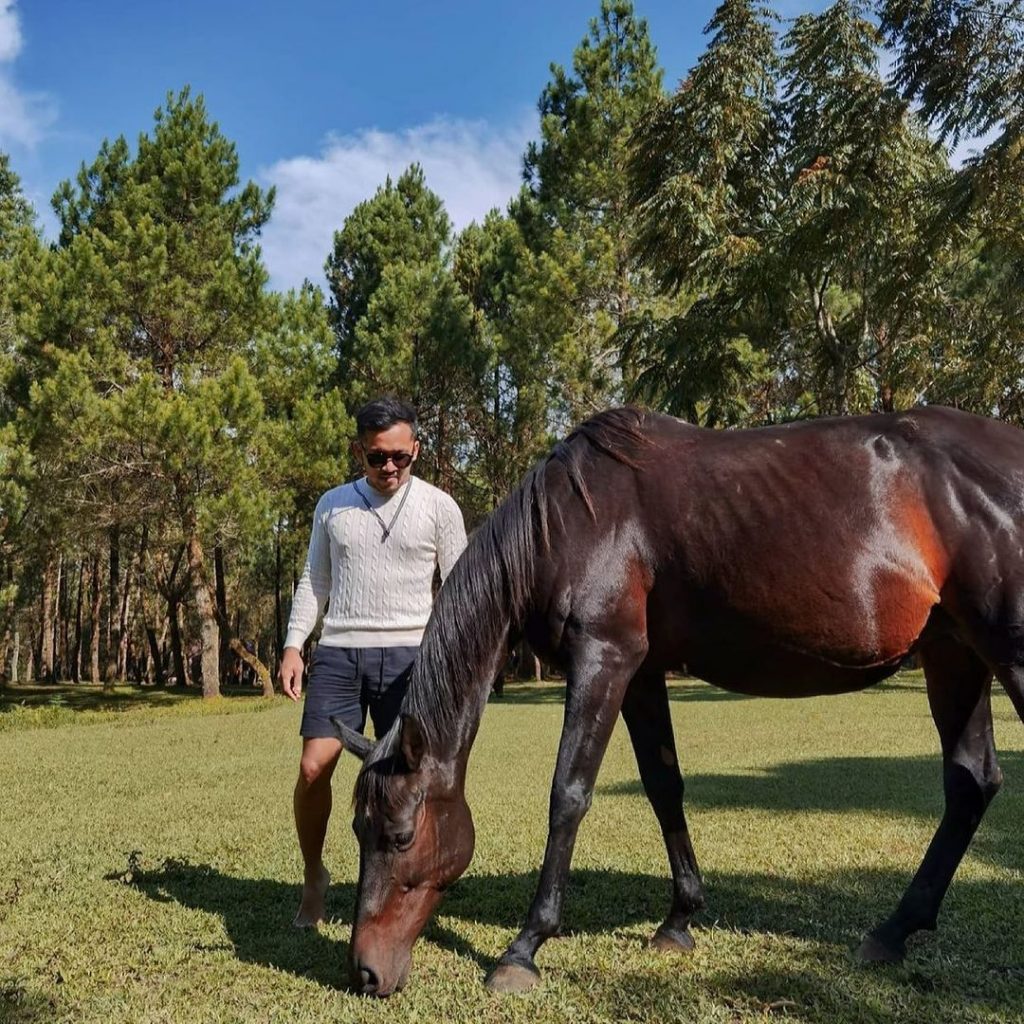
[0,1,55,149]
[258,114,536,293]
[0,0,22,62]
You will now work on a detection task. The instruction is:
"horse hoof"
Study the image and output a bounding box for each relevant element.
[858,933,905,964]
[485,962,541,994]
[650,926,695,954]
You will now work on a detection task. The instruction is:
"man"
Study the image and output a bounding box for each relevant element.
[279,397,467,927]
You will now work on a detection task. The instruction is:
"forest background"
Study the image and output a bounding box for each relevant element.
[1,0,1022,696]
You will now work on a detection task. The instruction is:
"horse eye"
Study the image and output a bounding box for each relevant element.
[393,830,415,851]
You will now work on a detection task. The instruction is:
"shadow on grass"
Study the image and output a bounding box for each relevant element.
[123,856,1024,1007]
[491,673,927,707]
[0,683,267,714]
[126,859,356,988]
[598,751,1024,871]
[0,981,57,1024]
[492,681,755,706]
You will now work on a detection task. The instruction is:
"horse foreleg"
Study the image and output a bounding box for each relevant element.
[485,635,645,993]
[861,634,1001,962]
[620,669,705,954]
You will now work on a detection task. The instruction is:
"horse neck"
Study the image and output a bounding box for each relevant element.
[404,590,517,769]
[407,466,545,770]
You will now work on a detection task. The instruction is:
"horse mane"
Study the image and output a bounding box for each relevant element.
[355,407,652,809]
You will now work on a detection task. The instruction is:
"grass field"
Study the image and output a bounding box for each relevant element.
[2,675,1022,1024]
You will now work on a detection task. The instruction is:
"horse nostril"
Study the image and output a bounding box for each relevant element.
[358,965,379,994]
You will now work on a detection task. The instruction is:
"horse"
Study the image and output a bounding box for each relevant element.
[334,405,1024,997]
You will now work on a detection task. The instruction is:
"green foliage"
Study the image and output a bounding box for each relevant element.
[327,164,481,493]
[453,211,555,515]
[880,0,1024,145]
[630,0,780,295]
[521,0,665,417]
[627,0,957,420]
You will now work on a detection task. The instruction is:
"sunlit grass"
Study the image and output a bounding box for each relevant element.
[2,673,1022,1023]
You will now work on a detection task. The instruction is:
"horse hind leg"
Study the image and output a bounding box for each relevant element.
[620,668,705,954]
[860,633,1002,962]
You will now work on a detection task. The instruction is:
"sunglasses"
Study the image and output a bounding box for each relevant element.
[363,448,415,469]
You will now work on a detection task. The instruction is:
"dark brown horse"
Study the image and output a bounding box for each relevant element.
[335,406,1024,996]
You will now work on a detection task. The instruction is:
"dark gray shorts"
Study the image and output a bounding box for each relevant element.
[300,645,418,741]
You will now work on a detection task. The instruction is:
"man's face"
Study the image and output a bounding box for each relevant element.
[355,422,420,496]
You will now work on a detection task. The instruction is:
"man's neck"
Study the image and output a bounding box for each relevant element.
[362,475,413,499]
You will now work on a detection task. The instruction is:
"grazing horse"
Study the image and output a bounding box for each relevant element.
[335,405,1024,997]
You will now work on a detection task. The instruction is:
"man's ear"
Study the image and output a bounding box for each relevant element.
[400,714,427,771]
[411,438,420,463]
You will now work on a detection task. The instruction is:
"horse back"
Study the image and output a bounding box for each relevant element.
[537,407,1024,694]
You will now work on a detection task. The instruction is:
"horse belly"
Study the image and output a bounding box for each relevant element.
[649,561,939,696]
[683,638,906,697]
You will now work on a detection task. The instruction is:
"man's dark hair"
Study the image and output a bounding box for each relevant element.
[355,397,418,439]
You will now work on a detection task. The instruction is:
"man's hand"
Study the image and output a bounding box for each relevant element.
[279,647,305,701]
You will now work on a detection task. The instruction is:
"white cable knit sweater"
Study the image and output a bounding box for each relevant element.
[284,476,467,650]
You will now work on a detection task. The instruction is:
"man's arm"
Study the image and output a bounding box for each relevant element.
[280,499,333,700]
[435,494,468,583]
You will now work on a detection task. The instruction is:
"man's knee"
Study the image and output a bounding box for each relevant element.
[298,742,341,789]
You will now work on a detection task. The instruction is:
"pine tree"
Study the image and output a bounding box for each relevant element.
[326,165,479,493]
[520,0,664,419]
[30,88,279,695]
[625,0,781,422]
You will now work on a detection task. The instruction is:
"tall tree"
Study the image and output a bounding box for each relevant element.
[627,0,953,420]
[36,88,277,695]
[625,0,781,423]
[881,1,1024,423]
[521,0,664,420]
[326,165,479,493]
[453,210,556,519]
[0,155,44,678]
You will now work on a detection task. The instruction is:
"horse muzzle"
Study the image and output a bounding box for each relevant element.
[349,948,412,997]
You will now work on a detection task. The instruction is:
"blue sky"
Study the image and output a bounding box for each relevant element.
[4,1,827,290]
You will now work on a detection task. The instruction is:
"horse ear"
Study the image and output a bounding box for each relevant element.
[400,714,427,771]
[331,717,375,761]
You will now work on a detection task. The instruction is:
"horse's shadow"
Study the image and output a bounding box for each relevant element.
[600,750,1024,871]
[125,854,1024,995]
[122,748,1024,998]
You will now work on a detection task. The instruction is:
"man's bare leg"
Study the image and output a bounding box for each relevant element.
[293,736,342,927]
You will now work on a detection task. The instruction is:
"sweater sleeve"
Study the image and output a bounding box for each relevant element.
[435,494,468,582]
[283,497,333,650]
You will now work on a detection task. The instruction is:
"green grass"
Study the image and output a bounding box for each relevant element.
[1,674,1022,1023]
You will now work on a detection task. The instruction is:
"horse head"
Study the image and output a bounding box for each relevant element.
[335,715,475,997]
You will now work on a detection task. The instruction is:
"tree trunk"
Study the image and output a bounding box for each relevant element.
[117,574,133,682]
[72,558,84,683]
[56,555,67,681]
[118,532,143,682]
[274,523,283,676]
[214,545,231,688]
[0,623,9,687]
[40,554,56,682]
[89,553,102,684]
[136,529,166,688]
[9,630,19,686]
[202,577,274,696]
[24,641,34,684]
[168,596,188,687]
[186,532,220,698]
[106,526,120,689]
